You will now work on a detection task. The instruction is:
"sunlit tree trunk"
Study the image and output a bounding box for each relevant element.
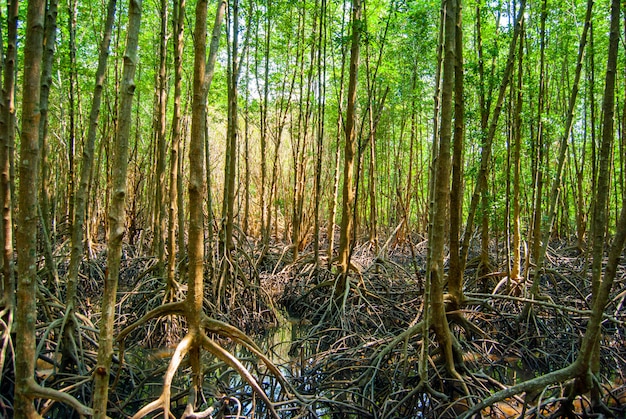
[428,0,463,379]
[510,24,523,282]
[185,0,209,403]
[92,0,142,415]
[14,0,46,415]
[336,0,361,298]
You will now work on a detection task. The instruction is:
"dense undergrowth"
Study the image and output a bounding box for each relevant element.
[0,237,625,418]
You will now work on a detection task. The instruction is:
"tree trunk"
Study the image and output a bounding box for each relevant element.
[154,0,169,276]
[458,0,525,278]
[67,0,78,237]
[447,0,465,303]
[510,21,523,282]
[336,0,361,299]
[64,0,117,373]
[530,0,548,266]
[14,0,46,415]
[0,0,18,309]
[92,1,142,415]
[527,0,593,297]
[167,0,185,291]
[585,0,620,406]
[218,0,240,306]
[38,0,59,288]
[428,0,463,380]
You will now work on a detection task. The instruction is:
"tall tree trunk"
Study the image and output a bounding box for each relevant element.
[0,0,18,309]
[257,0,271,245]
[530,0,548,266]
[154,0,168,275]
[312,0,326,264]
[447,0,465,303]
[292,2,315,262]
[326,7,347,267]
[220,0,239,253]
[428,0,463,381]
[185,0,210,404]
[38,0,59,288]
[14,0,46,416]
[458,0,525,277]
[585,0,620,407]
[336,0,361,299]
[92,0,142,415]
[67,0,78,236]
[38,0,61,359]
[510,20,524,282]
[218,0,240,306]
[167,0,185,291]
[64,0,117,373]
[527,0,593,298]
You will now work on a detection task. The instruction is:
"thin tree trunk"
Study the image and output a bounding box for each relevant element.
[167,0,185,291]
[217,0,240,306]
[313,0,326,264]
[14,0,47,415]
[92,0,142,415]
[530,0,548,266]
[428,0,464,382]
[326,7,347,267]
[38,0,59,288]
[447,0,465,303]
[528,0,593,297]
[336,0,361,298]
[586,0,620,407]
[458,0,525,276]
[155,0,169,275]
[67,0,78,235]
[0,0,18,308]
[185,0,209,404]
[511,20,523,282]
[64,0,117,372]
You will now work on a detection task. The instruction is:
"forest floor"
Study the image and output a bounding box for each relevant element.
[2,237,626,418]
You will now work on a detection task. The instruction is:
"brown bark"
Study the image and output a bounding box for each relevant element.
[336,0,361,298]
[64,0,117,373]
[511,21,523,282]
[530,0,548,266]
[528,0,593,297]
[186,0,208,401]
[458,0,526,276]
[167,0,185,290]
[38,0,59,288]
[154,0,169,275]
[0,0,18,308]
[13,0,47,415]
[429,0,462,381]
[92,0,142,415]
[447,0,465,303]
